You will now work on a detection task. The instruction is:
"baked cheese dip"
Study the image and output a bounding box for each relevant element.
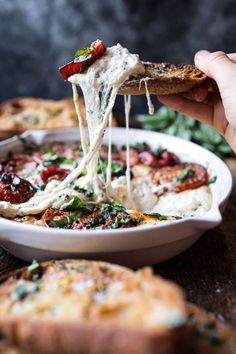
[0,40,213,229]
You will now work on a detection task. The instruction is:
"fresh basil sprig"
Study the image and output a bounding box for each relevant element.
[136,106,234,159]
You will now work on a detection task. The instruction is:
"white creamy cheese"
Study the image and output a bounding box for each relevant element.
[151,186,212,217]
[0,44,144,217]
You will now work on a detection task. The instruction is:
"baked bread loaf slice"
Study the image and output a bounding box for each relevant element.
[119,62,208,95]
[1,302,236,354]
[0,97,80,139]
[0,259,186,354]
[0,97,116,140]
[186,303,236,353]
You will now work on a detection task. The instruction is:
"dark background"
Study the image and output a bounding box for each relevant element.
[0,0,236,114]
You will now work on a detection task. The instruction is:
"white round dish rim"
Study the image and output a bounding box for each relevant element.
[0,127,232,263]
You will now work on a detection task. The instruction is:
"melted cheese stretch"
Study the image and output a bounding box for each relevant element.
[0,44,145,218]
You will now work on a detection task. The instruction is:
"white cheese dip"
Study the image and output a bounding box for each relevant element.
[0,44,144,218]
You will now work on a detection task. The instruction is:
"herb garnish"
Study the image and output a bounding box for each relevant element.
[176,167,192,181]
[144,213,182,221]
[74,47,92,62]
[11,280,39,301]
[28,260,42,281]
[43,155,77,168]
[60,196,84,211]
[97,160,124,176]
[46,203,95,229]
[208,176,217,185]
[69,184,94,197]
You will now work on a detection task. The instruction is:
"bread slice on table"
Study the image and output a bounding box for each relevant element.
[0,259,186,354]
[119,62,208,95]
[0,97,79,139]
[0,96,117,140]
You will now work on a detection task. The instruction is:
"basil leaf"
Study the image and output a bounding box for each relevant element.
[43,156,77,167]
[74,47,91,58]
[144,213,181,221]
[60,196,84,211]
[74,47,92,62]
[11,280,39,301]
[176,167,192,181]
[208,176,217,185]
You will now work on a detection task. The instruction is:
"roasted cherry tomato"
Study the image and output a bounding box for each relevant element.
[2,156,39,175]
[0,172,36,204]
[42,208,68,221]
[152,163,208,192]
[40,166,70,184]
[119,148,140,167]
[139,150,179,167]
[99,145,120,161]
[59,40,106,80]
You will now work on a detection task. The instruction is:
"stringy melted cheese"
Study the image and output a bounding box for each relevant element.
[0,44,145,218]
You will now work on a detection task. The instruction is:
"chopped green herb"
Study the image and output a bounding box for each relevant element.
[28,260,42,280]
[22,115,40,125]
[144,213,182,221]
[44,147,55,155]
[11,280,39,301]
[60,196,84,211]
[46,212,79,229]
[74,47,92,62]
[131,142,150,152]
[208,176,217,185]
[101,202,125,218]
[110,216,131,229]
[70,262,93,272]
[47,204,95,229]
[43,155,78,168]
[58,262,66,270]
[69,184,94,197]
[176,167,192,181]
[97,160,124,176]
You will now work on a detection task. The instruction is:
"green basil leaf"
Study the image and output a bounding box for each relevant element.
[176,167,192,181]
[208,176,217,185]
[60,196,84,211]
[74,47,91,58]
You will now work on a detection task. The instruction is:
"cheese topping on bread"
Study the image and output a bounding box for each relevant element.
[0,44,145,217]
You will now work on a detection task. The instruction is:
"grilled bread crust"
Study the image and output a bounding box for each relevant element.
[119,62,208,95]
[0,259,185,354]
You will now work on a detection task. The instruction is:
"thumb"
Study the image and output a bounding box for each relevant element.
[195,50,236,93]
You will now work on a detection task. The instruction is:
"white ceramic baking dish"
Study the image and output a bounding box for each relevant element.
[0,128,232,267]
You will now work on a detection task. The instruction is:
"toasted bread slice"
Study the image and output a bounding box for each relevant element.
[186,303,236,353]
[0,97,116,140]
[0,259,185,354]
[1,302,236,354]
[119,62,208,95]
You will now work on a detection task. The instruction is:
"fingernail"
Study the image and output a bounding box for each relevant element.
[195,50,210,62]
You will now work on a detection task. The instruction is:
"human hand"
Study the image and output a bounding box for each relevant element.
[157,50,236,153]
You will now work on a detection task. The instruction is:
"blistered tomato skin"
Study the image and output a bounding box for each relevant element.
[40,166,70,183]
[59,40,106,80]
[152,163,208,192]
[139,150,179,168]
[0,172,36,204]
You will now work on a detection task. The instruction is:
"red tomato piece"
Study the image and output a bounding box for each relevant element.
[0,172,36,204]
[40,166,70,184]
[59,40,106,80]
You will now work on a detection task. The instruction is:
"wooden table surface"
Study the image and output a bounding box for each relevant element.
[1,159,236,326]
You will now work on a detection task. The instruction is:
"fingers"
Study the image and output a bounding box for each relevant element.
[157,94,213,126]
[195,50,236,93]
